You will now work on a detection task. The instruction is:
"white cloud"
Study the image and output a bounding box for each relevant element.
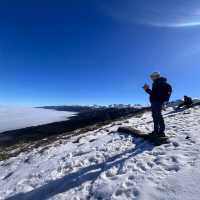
[0,106,75,133]
[98,0,200,28]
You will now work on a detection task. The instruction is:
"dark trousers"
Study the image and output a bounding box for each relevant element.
[151,102,165,133]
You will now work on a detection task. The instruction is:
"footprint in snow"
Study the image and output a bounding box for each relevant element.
[128,175,135,181]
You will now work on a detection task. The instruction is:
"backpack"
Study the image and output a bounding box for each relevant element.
[163,83,172,102]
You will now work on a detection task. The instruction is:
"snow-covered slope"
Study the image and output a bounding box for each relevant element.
[1,105,200,200]
[0,106,76,133]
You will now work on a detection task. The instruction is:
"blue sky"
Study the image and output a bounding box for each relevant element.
[0,0,200,106]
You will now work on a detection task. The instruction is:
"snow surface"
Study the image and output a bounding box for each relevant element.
[1,106,200,199]
[0,106,76,133]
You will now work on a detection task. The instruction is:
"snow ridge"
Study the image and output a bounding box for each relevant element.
[1,106,200,200]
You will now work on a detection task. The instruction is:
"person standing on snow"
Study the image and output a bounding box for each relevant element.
[143,72,172,137]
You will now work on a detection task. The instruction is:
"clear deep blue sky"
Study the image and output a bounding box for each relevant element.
[0,0,200,106]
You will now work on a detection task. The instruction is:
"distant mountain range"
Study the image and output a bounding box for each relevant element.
[40,104,143,112]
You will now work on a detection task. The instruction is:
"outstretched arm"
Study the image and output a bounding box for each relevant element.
[145,88,152,95]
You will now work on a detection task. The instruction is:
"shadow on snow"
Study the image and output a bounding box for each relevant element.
[6,138,154,200]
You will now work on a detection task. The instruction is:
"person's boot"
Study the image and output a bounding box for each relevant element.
[149,131,157,137]
[158,132,166,137]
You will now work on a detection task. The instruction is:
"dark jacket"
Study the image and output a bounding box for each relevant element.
[146,77,172,103]
[184,96,193,106]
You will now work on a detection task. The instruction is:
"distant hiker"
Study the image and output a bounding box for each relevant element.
[143,72,172,137]
[176,96,193,110]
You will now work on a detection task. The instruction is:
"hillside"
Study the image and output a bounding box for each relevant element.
[0,107,147,146]
[1,105,200,200]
